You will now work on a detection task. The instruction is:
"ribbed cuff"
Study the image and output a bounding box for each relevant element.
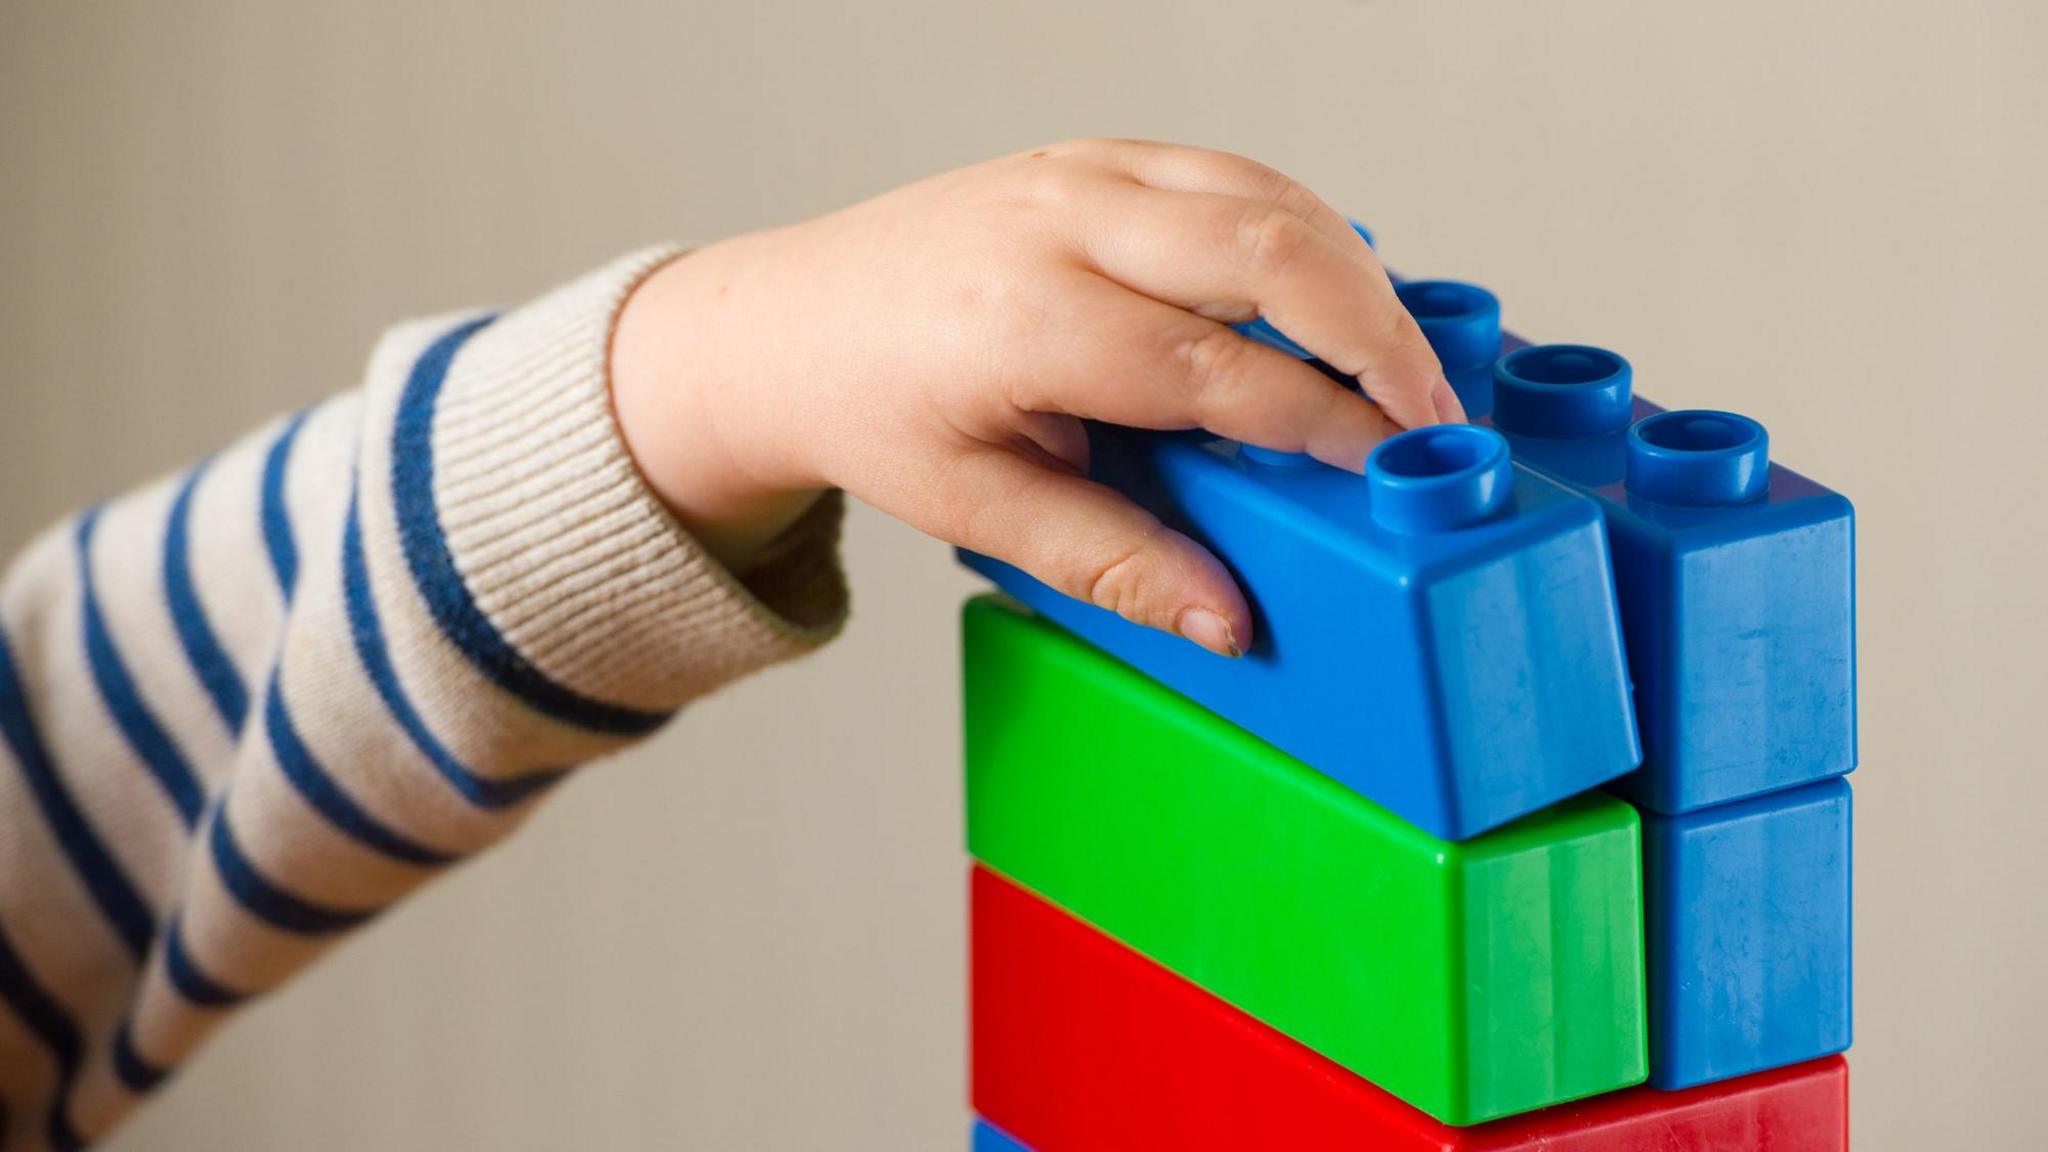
[424,246,849,715]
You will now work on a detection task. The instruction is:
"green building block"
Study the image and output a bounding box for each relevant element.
[962,594,1648,1126]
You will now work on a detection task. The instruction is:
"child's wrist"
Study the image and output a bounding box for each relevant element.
[611,242,823,573]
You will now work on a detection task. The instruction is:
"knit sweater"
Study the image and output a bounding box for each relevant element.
[0,247,850,1151]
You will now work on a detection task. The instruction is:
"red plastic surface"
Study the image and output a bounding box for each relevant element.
[972,866,1849,1151]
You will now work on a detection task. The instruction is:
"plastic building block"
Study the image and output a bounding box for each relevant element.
[959,417,1640,841]
[962,595,1647,1125]
[1641,778,1853,1089]
[972,864,1850,1151]
[1474,334,1857,814]
[973,1120,1031,1152]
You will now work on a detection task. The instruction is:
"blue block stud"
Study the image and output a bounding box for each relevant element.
[1488,343,1857,814]
[959,421,1641,842]
[1493,344,1634,444]
[973,1120,1033,1152]
[1395,280,1503,420]
[1640,778,1853,1089]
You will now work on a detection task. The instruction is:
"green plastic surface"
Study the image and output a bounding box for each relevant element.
[962,595,1648,1126]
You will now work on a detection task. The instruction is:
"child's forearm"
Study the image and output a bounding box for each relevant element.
[1,139,1450,1146]
[0,248,846,1146]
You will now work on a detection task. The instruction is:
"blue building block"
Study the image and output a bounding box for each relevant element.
[1480,338,1857,814]
[973,1119,1033,1152]
[1640,778,1853,1089]
[1342,273,1855,814]
[960,420,1641,842]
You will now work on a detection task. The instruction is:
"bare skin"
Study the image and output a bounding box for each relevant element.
[610,139,1459,657]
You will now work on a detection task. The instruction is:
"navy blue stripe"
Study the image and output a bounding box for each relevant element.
[162,913,248,1009]
[207,809,376,936]
[0,921,87,1151]
[111,1018,167,1094]
[261,410,311,599]
[0,622,156,963]
[343,495,566,809]
[390,316,672,737]
[263,675,456,867]
[163,458,250,733]
[78,509,206,828]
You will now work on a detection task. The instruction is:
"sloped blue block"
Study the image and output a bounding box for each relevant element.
[973,1119,1032,1152]
[1366,270,1856,813]
[1641,777,1853,1089]
[959,419,1640,842]
[1476,338,1857,814]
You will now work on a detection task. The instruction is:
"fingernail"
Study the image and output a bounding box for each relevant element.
[1177,608,1242,657]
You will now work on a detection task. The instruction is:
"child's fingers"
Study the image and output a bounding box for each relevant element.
[1008,410,1093,475]
[1102,141,1372,264]
[1434,378,1468,424]
[1009,275,1398,471]
[1073,184,1451,433]
[929,444,1252,656]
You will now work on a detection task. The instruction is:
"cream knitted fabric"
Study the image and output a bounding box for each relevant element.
[0,247,848,1150]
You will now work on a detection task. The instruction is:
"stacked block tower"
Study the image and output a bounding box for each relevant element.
[957,225,1855,1151]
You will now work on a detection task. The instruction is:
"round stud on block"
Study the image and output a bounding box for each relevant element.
[1394,281,1501,373]
[1625,410,1770,506]
[1493,344,1634,439]
[1366,424,1513,533]
[1348,218,1375,248]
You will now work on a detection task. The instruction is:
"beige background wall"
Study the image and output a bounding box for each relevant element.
[2,1,2043,1148]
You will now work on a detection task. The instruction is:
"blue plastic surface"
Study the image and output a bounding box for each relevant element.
[973,1119,1033,1152]
[959,422,1641,842]
[1481,335,1858,814]
[1639,777,1853,1089]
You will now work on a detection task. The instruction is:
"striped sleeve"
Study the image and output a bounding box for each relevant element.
[0,246,849,1150]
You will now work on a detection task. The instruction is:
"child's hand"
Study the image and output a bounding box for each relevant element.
[612,139,1459,656]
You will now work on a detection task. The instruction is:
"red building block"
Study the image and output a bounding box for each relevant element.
[972,866,1848,1151]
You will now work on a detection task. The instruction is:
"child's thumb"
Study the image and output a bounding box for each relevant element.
[945,448,1251,657]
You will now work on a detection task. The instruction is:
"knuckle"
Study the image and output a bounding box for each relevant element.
[1245,159,1312,211]
[1214,155,1339,239]
[957,500,999,557]
[937,458,1000,552]
[1190,147,1282,192]
[1236,204,1315,279]
[1003,144,1100,208]
[1021,163,1086,213]
[1275,183,1334,234]
[1174,325,1253,402]
[1083,540,1154,621]
[1388,318,1445,382]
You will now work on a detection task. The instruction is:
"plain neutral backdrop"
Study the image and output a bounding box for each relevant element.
[3,2,2044,1148]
